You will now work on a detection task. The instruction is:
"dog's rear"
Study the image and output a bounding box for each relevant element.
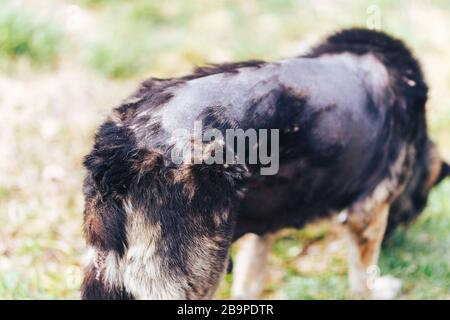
[81,28,449,299]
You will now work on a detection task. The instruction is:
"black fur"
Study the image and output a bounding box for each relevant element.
[81,28,447,299]
[181,60,266,81]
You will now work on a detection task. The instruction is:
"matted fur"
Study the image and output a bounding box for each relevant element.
[81,28,449,299]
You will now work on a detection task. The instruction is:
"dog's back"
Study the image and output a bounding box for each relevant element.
[118,29,426,238]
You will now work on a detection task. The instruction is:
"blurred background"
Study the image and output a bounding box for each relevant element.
[0,0,449,299]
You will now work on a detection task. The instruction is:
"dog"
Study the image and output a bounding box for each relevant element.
[81,28,449,299]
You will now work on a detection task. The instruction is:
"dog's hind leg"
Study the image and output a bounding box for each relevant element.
[231,233,273,299]
[81,159,240,299]
[345,200,401,299]
[82,121,245,299]
[81,173,133,300]
[82,196,235,300]
[81,249,133,300]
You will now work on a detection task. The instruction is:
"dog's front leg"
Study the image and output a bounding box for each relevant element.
[231,233,273,299]
[345,201,401,299]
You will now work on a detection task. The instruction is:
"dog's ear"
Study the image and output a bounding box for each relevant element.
[435,161,450,186]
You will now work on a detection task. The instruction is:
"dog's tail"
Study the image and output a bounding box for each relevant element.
[307,28,428,114]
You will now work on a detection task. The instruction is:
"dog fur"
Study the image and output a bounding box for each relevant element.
[81,28,449,299]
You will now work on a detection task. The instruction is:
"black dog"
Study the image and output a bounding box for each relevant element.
[81,28,449,299]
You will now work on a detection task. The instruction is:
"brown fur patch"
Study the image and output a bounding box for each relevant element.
[113,103,140,123]
[348,202,389,265]
[83,195,108,247]
[425,144,443,190]
[132,149,164,174]
[171,165,197,200]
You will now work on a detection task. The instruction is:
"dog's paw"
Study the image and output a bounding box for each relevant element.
[370,275,402,300]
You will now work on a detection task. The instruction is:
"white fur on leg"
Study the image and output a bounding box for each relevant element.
[231,233,272,299]
[371,275,402,300]
[345,204,402,300]
[346,230,371,296]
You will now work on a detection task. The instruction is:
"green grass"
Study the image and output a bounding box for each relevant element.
[0,5,64,68]
[82,0,192,78]
[380,180,450,299]
[79,0,450,79]
[81,0,321,78]
[85,37,148,78]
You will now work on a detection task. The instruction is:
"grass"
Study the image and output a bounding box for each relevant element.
[82,0,196,78]
[0,0,449,299]
[81,0,322,78]
[380,181,450,299]
[85,38,147,78]
[0,4,64,69]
